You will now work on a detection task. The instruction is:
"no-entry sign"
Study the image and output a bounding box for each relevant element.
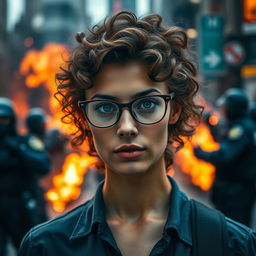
[224,42,245,66]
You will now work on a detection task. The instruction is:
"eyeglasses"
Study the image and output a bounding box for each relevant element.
[78,92,175,128]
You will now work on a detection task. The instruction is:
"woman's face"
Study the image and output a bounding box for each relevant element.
[85,62,180,175]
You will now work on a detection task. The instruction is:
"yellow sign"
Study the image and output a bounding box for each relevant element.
[243,0,256,22]
[241,65,256,77]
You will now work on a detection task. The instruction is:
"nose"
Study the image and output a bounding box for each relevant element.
[116,109,138,138]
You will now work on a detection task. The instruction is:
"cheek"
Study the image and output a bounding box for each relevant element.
[90,128,112,156]
[143,121,169,149]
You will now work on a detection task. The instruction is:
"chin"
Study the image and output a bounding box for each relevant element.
[108,161,151,176]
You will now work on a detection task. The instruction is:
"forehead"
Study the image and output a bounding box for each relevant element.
[86,62,169,100]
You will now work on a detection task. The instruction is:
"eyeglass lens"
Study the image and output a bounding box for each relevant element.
[85,96,166,127]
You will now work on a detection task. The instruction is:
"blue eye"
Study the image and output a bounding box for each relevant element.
[94,103,116,114]
[134,97,161,115]
[141,101,155,109]
[99,104,114,113]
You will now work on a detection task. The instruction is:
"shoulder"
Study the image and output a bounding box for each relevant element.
[190,200,256,256]
[19,200,92,254]
[33,201,91,236]
[226,217,256,255]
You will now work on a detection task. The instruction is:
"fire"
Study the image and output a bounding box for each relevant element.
[20,43,98,212]
[19,43,70,122]
[175,114,220,191]
[46,152,97,212]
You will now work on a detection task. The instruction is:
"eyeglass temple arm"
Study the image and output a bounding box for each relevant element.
[169,92,175,99]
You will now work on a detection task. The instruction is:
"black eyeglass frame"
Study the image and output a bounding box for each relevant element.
[78,92,175,128]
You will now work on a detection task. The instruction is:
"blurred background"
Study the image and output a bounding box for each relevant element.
[0,0,256,254]
[2,0,256,103]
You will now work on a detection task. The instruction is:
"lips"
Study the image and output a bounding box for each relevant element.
[114,144,145,153]
[113,144,146,159]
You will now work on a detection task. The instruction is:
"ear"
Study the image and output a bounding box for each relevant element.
[168,102,181,124]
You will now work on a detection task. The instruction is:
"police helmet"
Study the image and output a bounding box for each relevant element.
[0,97,16,136]
[26,108,47,136]
[217,88,249,119]
[0,97,15,118]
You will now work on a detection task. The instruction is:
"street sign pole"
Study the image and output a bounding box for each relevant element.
[199,15,226,75]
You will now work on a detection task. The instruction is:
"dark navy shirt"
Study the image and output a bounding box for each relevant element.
[18,177,256,256]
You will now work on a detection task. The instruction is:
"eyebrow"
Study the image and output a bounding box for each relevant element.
[91,88,162,100]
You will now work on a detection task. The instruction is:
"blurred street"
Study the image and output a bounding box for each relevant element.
[1,0,256,255]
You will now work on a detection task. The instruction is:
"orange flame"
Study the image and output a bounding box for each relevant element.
[20,43,70,123]
[175,121,220,191]
[19,43,71,132]
[174,95,220,191]
[46,152,97,212]
[20,43,98,212]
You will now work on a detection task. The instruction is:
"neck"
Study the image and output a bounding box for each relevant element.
[103,160,171,222]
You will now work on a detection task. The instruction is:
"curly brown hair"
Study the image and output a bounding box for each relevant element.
[55,11,203,170]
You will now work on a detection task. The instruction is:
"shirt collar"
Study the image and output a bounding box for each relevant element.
[70,180,106,239]
[164,176,192,246]
[70,176,192,246]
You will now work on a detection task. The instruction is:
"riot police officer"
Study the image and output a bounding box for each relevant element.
[25,108,70,221]
[26,107,68,154]
[193,88,256,227]
[0,98,50,254]
[26,108,47,140]
[25,108,51,224]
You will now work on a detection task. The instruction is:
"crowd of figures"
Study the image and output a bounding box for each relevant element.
[0,98,68,255]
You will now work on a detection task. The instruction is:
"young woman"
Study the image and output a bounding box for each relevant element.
[19,11,256,256]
